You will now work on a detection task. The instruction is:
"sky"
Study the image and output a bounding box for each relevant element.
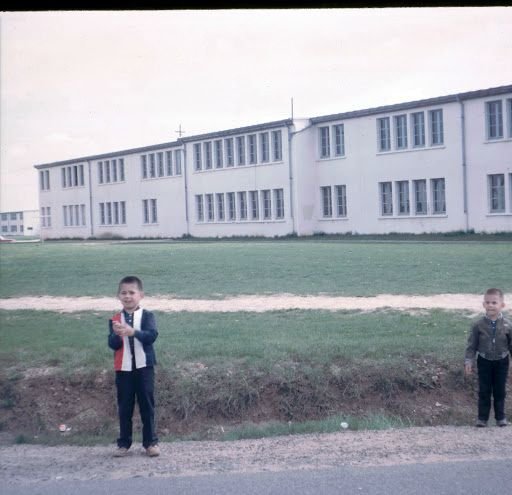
[1,8,511,212]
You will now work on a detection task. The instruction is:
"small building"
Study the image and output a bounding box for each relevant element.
[0,210,40,237]
[34,85,512,239]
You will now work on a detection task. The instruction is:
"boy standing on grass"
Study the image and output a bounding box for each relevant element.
[108,275,160,457]
[465,288,512,427]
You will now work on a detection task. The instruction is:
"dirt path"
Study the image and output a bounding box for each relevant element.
[0,293,495,313]
[1,426,511,483]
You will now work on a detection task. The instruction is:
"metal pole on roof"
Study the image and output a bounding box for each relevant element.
[291,98,294,120]
[175,124,185,138]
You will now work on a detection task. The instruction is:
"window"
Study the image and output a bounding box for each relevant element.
[413,179,427,215]
[248,134,257,164]
[274,189,284,219]
[204,142,212,170]
[225,138,234,167]
[262,190,272,219]
[166,151,173,176]
[143,199,158,224]
[196,195,204,222]
[238,192,248,220]
[250,191,259,220]
[486,100,503,140]
[104,161,111,183]
[61,165,85,188]
[194,143,202,171]
[157,152,164,177]
[377,117,391,152]
[216,193,225,221]
[174,150,182,175]
[10,212,17,220]
[272,130,282,161]
[1,213,6,221]
[111,159,118,182]
[321,186,332,217]
[431,178,446,214]
[488,174,505,213]
[394,115,408,150]
[39,170,50,191]
[41,207,51,227]
[215,140,223,168]
[227,192,236,220]
[149,154,156,178]
[429,109,444,146]
[334,124,345,156]
[412,112,425,147]
[141,155,148,179]
[260,132,269,163]
[380,182,393,216]
[1,226,6,232]
[10,225,17,233]
[508,99,512,138]
[319,126,330,158]
[396,180,410,215]
[236,136,246,166]
[119,159,125,181]
[206,194,214,221]
[335,185,347,217]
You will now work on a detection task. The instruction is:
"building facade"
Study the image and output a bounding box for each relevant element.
[35,85,512,239]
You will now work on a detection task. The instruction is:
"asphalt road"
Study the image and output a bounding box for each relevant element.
[3,459,511,495]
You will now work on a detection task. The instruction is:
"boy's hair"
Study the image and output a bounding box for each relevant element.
[485,288,504,299]
[118,275,143,292]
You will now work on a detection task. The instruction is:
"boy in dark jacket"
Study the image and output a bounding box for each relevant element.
[465,288,512,427]
[108,275,160,457]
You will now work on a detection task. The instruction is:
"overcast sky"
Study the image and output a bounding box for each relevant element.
[1,8,511,212]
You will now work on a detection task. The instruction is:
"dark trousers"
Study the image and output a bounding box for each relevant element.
[115,366,158,449]
[477,355,509,422]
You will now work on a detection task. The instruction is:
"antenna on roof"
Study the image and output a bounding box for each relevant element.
[175,124,186,138]
[291,98,294,120]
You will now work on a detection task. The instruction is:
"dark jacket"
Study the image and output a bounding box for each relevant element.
[465,314,512,363]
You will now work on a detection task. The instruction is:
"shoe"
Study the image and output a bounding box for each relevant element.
[113,447,129,457]
[497,419,508,427]
[146,444,160,457]
[475,419,487,427]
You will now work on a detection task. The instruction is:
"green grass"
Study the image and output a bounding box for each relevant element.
[0,309,472,373]
[0,239,511,298]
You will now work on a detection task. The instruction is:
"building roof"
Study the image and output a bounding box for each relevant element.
[310,84,512,124]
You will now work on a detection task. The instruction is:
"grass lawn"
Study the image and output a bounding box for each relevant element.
[1,238,511,298]
[0,309,471,373]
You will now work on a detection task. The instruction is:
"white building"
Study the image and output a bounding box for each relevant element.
[35,85,512,239]
[0,210,40,237]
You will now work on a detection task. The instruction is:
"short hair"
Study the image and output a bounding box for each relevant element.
[485,288,503,298]
[118,275,143,292]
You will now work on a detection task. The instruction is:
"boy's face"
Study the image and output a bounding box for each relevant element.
[483,293,505,319]
[118,282,144,313]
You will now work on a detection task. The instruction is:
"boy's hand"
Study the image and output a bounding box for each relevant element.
[464,363,473,376]
[112,321,135,337]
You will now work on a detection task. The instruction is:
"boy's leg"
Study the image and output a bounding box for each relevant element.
[135,366,158,448]
[492,356,509,421]
[477,356,492,422]
[115,371,136,449]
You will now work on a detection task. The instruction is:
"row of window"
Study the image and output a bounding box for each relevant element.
[0,212,23,221]
[320,185,347,218]
[99,201,127,226]
[40,207,52,227]
[141,150,183,180]
[193,130,283,172]
[196,189,285,223]
[1,225,22,233]
[319,124,345,159]
[63,204,87,227]
[61,164,85,188]
[379,178,446,217]
[98,159,125,184]
[486,99,512,140]
[377,110,444,153]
